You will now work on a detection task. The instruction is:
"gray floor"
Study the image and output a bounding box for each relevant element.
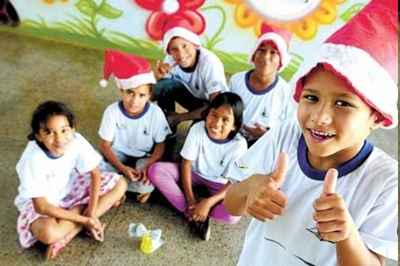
[0,31,397,265]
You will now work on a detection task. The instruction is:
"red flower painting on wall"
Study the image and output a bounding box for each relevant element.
[134,0,206,40]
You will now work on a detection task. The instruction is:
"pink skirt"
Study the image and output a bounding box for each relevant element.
[17,171,121,248]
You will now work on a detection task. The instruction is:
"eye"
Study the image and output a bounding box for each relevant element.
[335,100,353,107]
[303,94,318,102]
[140,93,146,97]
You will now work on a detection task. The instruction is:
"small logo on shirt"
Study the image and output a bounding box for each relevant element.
[143,128,150,136]
[116,123,127,130]
[45,172,56,181]
[262,110,268,118]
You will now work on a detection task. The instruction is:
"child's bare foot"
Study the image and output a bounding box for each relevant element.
[137,193,151,204]
[113,194,126,208]
[45,232,73,260]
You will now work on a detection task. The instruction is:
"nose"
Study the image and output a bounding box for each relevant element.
[175,47,185,60]
[129,94,139,104]
[311,102,333,126]
[212,117,223,129]
[54,132,65,144]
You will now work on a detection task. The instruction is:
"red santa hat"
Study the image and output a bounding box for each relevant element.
[249,24,292,72]
[162,18,202,54]
[294,0,398,128]
[100,49,156,90]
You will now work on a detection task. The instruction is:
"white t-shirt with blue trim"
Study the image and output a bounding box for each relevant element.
[14,133,102,210]
[180,121,247,184]
[227,121,398,265]
[229,71,296,130]
[98,101,171,157]
[164,47,228,100]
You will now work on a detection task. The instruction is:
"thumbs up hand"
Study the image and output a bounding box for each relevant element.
[313,169,355,243]
[246,153,289,222]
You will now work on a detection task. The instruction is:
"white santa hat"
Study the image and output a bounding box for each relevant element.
[99,49,156,90]
[162,18,202,54]
[249,24,292,72]
[294,0,398,129]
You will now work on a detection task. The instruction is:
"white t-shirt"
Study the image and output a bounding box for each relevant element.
[14,133,102,211]
[229,70,295,129]
[164,47,228,100]
[227,121,398,265]
[98,101,171,157]
[180,121,247,184]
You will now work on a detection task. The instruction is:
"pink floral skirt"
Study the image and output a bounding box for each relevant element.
[17,172,121,248]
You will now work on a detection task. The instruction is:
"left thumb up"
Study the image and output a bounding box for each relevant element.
[322,168,338,196]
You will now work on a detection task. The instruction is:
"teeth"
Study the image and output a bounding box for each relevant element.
[311,129,334,137]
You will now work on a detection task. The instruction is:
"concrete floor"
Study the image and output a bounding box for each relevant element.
[0,31,397,265]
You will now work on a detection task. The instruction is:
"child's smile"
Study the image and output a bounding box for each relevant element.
[36,115,74,157]
[206,105,235,141]
[307,128,336,143]
[297,66,379,170]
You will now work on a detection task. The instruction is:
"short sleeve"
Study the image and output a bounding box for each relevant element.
[180,124,201,161]
[153,107,172,143]
[75,134,102,174]
[98,106,116,142]
[16,159,48,199]
[202,54,228,95]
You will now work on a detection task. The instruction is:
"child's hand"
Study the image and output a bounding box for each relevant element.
[246,153,288,221]
[243,123,268,139]
[85,217,105,242]
[192,198,213,222]
[155,60,171,80]
[137,168,151,185]
[313,169,355,243]
[167,112,182,128]
[184,199,197,220]
[122,166,140,181]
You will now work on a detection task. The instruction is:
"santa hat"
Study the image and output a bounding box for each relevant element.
[100,49,156,90]
[162,18,201,54]
[294,0,398,129]
[249,24,292,71]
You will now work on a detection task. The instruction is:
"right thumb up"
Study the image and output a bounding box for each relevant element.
[270,152,288,188]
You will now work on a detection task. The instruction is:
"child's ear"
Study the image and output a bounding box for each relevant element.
[35,133,42,142]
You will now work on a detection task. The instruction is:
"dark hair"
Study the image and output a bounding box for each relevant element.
[205,92,244,140]
[27,101,76,141]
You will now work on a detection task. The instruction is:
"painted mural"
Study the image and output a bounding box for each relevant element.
[2,0,368,82]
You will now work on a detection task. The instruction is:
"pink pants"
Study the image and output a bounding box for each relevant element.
[148,162,240,224]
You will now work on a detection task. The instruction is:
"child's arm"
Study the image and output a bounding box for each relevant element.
[144,143,165,169]
[138,143,165,182]
[32,197,102,229]
[224,153,288,219]
[85,167,101,217]
[181,159,196,208]
[314,169,384,266]
[99,139,138,181]
[168,92,219,125]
